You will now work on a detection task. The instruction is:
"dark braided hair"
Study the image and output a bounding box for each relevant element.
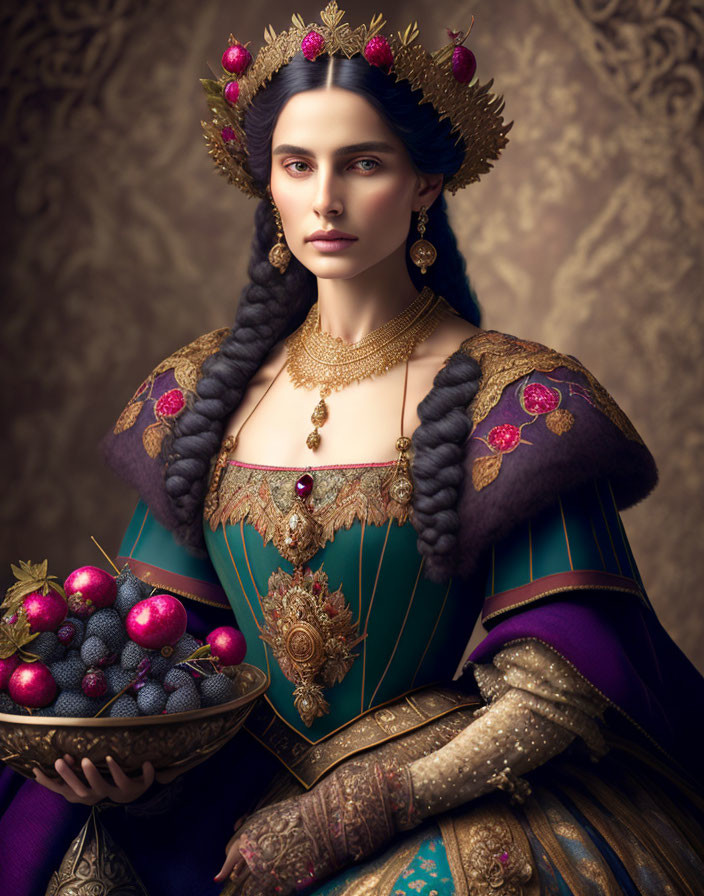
[164,53,482,578]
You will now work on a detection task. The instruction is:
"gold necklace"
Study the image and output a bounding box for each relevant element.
[286,286,448,451]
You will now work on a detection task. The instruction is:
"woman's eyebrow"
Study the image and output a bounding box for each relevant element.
[272,140,396,156]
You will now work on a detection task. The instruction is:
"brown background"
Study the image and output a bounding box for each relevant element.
[2,1,703,671]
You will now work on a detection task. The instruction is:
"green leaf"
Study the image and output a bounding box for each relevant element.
[200,79,223,98]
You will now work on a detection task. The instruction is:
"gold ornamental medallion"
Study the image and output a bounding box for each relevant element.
[260,566,360,727]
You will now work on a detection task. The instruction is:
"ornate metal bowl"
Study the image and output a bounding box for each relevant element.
[0,662,267,781]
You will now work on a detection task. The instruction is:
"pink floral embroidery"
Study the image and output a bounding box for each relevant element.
[155,388,185,418]
[522,382,559,415]
[487,424,521,453]
[472,375,579,491]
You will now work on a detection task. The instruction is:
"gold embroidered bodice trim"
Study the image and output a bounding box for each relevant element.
[205,461,412,551]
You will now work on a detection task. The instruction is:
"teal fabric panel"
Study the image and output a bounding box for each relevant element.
[311,824,454,895]
[118,500,224,589]
[485,480,644,600]
[204,516,480,742]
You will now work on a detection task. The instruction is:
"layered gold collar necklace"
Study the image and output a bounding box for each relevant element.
[285,287,448,503]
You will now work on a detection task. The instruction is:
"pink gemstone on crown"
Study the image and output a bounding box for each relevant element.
[499,850,509,864]
[364,36,393,70]
[301,31,325,61]
[155,388,186,419]
[222,44,252,75]
[523,383,559,415]
[224,81,240,105]
[451,45,477,84]
[221,126,237,143]
[295,473,314,498]
[487,423,521,453]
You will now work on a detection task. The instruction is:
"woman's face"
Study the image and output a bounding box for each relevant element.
[269,87,441,281]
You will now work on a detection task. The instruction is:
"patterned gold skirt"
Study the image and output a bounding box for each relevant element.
[235,735,704,896]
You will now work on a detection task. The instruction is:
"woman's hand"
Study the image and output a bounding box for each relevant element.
[214,817,247,885]
[32,754,155,805]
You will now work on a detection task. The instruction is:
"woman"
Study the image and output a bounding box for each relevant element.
[2,4,703,894]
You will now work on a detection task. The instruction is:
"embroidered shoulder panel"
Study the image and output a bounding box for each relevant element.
[459,330,642,443]
[205,462,411,552]
[112,328,229,459]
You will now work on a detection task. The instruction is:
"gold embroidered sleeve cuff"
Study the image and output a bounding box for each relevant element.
[234,754,418,894]
[408,640,608,818]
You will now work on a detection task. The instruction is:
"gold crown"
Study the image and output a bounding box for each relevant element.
[200,2,511,199]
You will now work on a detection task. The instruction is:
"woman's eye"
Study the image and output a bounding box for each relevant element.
[353,159,380,173]
[284,160,310,175]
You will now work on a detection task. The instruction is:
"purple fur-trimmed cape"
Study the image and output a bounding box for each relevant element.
[2,326,700,895]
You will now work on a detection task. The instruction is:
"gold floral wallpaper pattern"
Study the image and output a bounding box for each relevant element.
[1,0,703,669]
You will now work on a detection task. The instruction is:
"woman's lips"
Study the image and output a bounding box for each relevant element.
[309,238,357,252]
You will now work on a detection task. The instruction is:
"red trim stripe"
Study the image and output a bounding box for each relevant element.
[482,570,644,623]
[116,556,230,608]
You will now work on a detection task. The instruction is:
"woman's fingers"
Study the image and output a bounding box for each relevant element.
[231,855,247,878]
[102,756,154,800]
[54,757,91,798]
[214,838,244,882]
[33,766,65,796]
[80,758,111,799]
[104,754,138,791]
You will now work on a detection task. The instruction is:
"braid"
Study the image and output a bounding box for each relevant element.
[163,200,315,549]
[411,347,481,582]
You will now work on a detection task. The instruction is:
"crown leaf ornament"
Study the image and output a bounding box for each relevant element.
[201,2,511,198]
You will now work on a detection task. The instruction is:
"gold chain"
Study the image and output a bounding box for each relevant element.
[285,287,448,451]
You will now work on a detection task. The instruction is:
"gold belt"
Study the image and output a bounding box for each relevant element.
[244,685,481,788]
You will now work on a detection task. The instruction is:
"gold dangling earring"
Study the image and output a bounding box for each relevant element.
[409,206,437,274]
[267,194,291,274]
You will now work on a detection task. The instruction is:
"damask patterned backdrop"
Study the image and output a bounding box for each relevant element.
[1,1,703,670]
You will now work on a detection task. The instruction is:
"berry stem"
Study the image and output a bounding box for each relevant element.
[89,536,121,575]
[92,677,138,718]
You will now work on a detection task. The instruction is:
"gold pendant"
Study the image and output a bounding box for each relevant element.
[388,436,414,505]
[306,386,331,452]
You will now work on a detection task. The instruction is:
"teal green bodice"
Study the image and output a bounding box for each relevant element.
[203,460,479,742]
[117,457,645,753]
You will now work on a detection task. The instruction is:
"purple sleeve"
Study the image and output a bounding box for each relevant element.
[469,596,704,781]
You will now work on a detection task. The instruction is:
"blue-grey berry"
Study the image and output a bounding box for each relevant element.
[164,668,193,692]
[165,686,200,714]
[81,635,108,667]
[87,608,126,652]
[171,634,201,664]
[51,690,101,718]
[147,652,172,682]
[105,665,133,695]
[50,651,87,690]
[115,573,148,619]
[136,681,167,716]
[200,673,235,707]
[0,693,25,714]
[108,694,139,717]
[29,632,65,664]
[121,641,148,672]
